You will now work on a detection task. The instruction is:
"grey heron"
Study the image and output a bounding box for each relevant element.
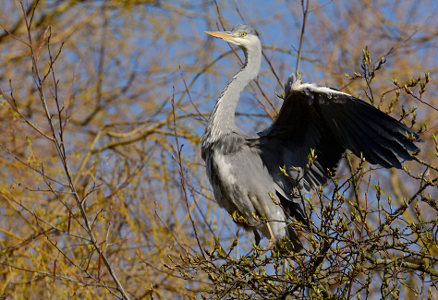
[201,24,419,251]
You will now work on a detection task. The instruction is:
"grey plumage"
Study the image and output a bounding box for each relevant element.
[201,24,419,251]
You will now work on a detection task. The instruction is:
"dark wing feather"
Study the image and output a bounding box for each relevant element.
[252,83,419,203]
[315,92,419,168]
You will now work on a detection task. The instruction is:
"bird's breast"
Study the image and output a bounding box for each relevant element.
[211,151,237,186]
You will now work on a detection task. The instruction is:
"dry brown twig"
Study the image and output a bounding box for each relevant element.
[0,1,131,299]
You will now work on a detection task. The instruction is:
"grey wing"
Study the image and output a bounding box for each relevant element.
[250,81,419,214]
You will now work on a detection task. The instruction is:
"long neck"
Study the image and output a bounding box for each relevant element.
[203,46,261,144]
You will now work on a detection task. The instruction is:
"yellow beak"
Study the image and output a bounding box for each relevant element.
[205,31,236,43]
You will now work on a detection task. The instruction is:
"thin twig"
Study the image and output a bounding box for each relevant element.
[295,0,310,77]
[178,66,207,122]
[170,88,207,260]
[15,1,131,298]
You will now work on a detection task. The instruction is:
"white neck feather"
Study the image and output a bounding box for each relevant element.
[202,41,262,145]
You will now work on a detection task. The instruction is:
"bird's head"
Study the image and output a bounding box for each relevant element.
[205,24,260,50]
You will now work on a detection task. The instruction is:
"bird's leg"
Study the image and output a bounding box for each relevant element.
[264,222,277,251]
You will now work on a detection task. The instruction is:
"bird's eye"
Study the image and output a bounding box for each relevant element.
[239,32,246,37]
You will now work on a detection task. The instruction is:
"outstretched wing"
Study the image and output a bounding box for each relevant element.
[253,78,419,195]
